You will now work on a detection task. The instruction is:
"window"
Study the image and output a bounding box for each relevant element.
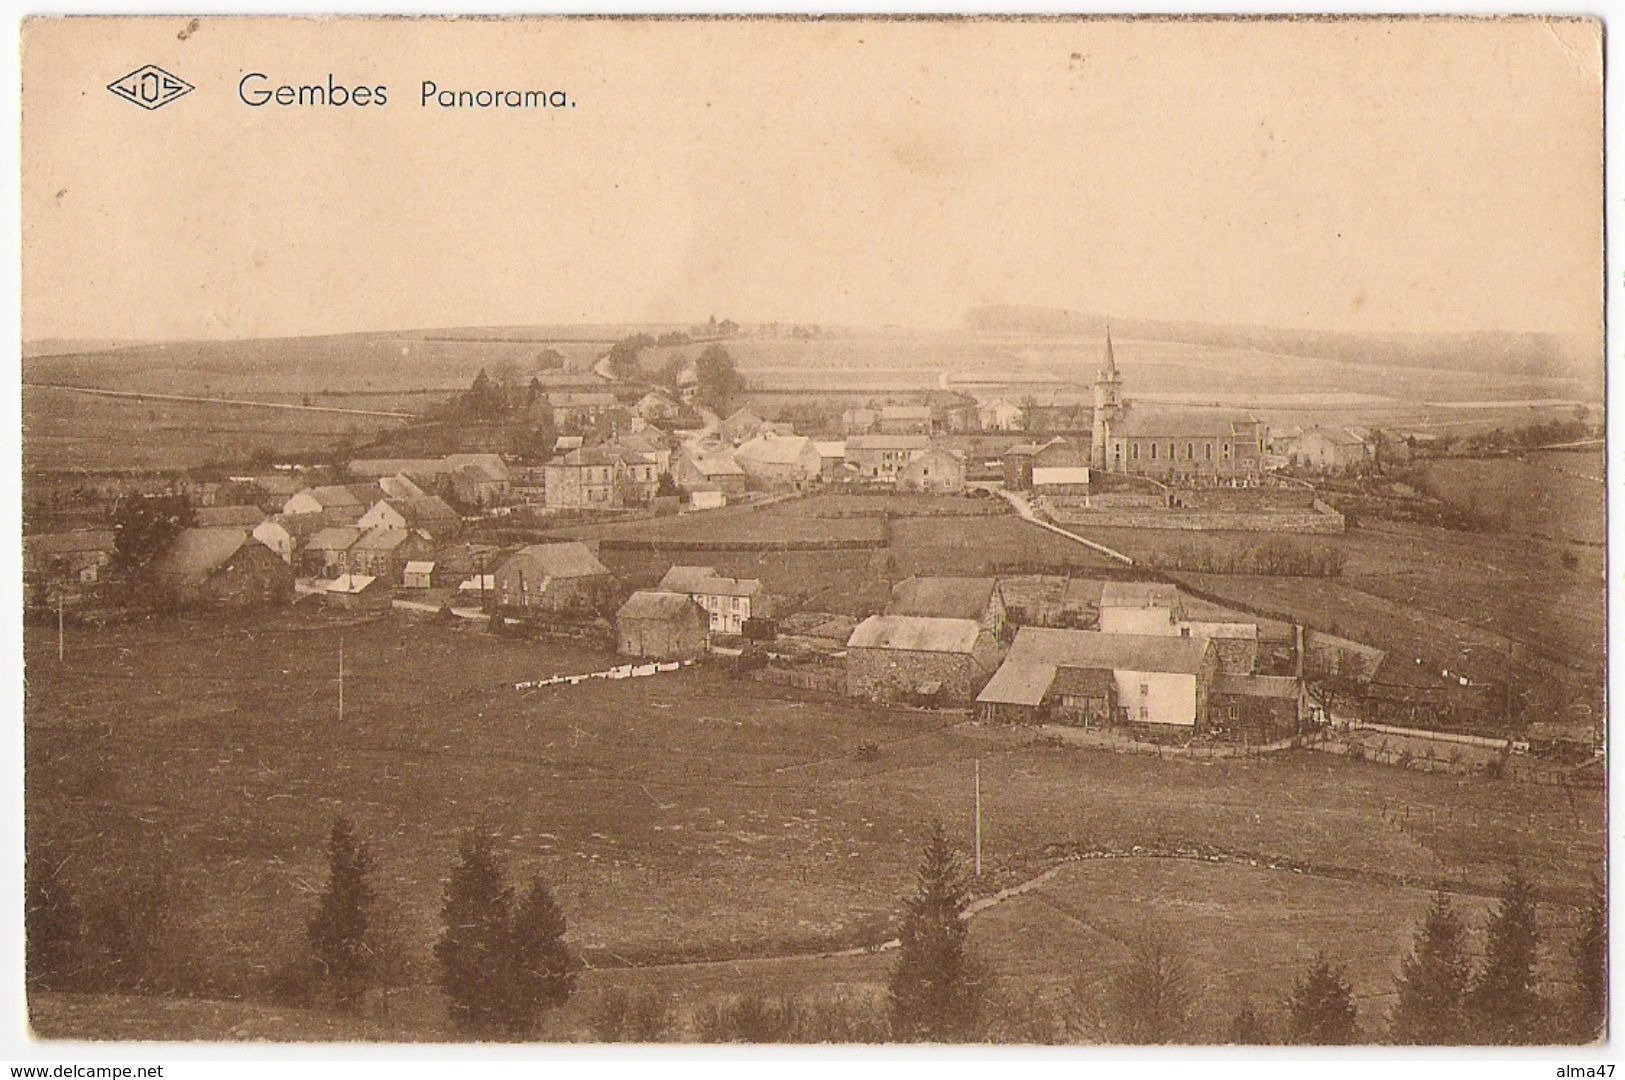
[1222,442,1231,457]
[1228,705,1239,720]
[1139,706,1149,720]
[1139,683,1149,697]
[1205,443,1213,461]
[1168,442,1176,460]
[1131,443,1140,461]
[1150,443,1158,460]
[1185,443,1194,461]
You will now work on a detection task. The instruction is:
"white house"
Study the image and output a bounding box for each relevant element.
[657,565,771,635]
[978,397,1026,432]
[1097,581,1184,635]
[979,627,1219,728]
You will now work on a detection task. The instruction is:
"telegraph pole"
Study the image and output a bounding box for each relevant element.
[338,638,345,723]
[57,592,64,662]
[974,757,982,877]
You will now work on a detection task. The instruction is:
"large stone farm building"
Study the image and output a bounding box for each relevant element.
[844,614,1002,704]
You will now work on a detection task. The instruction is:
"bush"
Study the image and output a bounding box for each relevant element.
[588,987,675,1042]
[694,992,803,1043]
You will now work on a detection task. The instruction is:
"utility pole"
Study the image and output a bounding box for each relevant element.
[338,638,345,723]
[57,591,64,662]
[974,757,982,877]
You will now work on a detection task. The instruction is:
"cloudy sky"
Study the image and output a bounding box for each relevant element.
[22,16,1603,342]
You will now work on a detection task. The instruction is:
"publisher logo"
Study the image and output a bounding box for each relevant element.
[107,65,194,110]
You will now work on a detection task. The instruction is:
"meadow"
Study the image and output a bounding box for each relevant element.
[25,607,1603,1040]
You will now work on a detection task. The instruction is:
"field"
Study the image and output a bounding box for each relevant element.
[1071,518,1604,717]
[25,608,1604,1040]
[1417,452,1605,546]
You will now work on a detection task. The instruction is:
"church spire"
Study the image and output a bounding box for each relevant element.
[1101,321,1119,380]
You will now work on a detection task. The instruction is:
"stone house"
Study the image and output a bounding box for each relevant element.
[615,590,710,660]
[657,565,770,635]
[845,434,929,481]
[896,445,965,493]
[494,542,615,617]
[733,434,822,491]
[149,528,293,608]
[1289,426,1373,473]
[357,495,462,540]
[978,398,1026,432]
[251,513,326,564]
[347,526,436,585]
[1208,673,1304,740]
[887,576,1006,639]
[673,448,747,495]
[23,530,116,587]
[302,526,364,577]
[543,446,659,509]
[282,483,379,518]
[845,615,1002,704]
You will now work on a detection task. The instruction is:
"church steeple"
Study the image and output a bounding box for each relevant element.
[1100,322,1120,381]
[1092,322,1123,472]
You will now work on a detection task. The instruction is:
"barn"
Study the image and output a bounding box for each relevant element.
[844,615,1001,705]
[494,542,615,617]
[615,591,710,660]
[150,528,294,608]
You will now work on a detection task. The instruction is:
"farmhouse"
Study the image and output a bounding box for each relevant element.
[23,530,116,587]
[324,572,391,612]
[494,542,615,616]
[673,448,746,495]
[877,404,933,435]
[282,483,378,518]
[657,565,771,635]
[977,628,1217,730]
[1209,673,1305,741]
[615,591,711,660]
[302,526,363,577]
[887,576,1006,638]
[733,434,822,491]
[251,512,326,564]
[348,526,436,585]
[1097,581,1184,634]
[897,445,966,493]
[1289,426,1374,473]
[150,528,294,608]
[846,434,929,481]
[357,495,462,539]
[977,397,1025,432]
[844,615,1001,704]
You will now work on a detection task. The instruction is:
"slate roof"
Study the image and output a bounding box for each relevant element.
[503,542,610,580]
[847,615,982,654]
[1004,628,1212,675]
[351,526,413,553]
[150,528,252,585]
[1211,673,1300,700]
[658,565,763,598]
[974,660,1057,707]
[888,576,996,621]
[307,526,363,551]
[1111,410,1261,438]
[617,590,706,622]
[683,450,745,476]
[735,434,815,466]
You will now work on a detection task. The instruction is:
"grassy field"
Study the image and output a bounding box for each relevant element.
[22,385,411,472]
[1418,454,1605,546]
[1071,519,1603,717]
[25,608,1603,1040]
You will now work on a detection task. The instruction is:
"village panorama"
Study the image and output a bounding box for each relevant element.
[20,311,1604,1046]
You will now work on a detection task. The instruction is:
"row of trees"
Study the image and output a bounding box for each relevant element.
[1143,536,1348,577]
[28,819,1603,1045]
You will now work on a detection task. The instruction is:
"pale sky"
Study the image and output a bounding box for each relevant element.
[21,16,1604,342]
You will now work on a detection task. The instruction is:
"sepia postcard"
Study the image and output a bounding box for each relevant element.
[13,14,1606,1050]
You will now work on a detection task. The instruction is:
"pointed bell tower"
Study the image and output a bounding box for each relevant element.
[1092,323,1123,470]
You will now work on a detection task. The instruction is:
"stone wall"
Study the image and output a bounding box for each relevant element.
[1051,500,1344,534]
[846,647,988,704]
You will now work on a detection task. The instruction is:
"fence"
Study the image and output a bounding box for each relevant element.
[514,657,696,691]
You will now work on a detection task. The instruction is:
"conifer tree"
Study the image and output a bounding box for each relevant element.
[1287,952,1358,1044]
[307,817,373,1013]
[887,823,986,1041]
[1467,867,1544,1044]
[1389,892,1470,1044]
[435,828,516,1037]
[509,874,577,1032]
[1569,874,1607,1042]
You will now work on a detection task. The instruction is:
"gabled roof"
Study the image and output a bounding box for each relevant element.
[255,513,326,541]
[683,449,745,476]
[503,542,610,579]
[888,576,997,621]
[194,504,266,528]
[1301,425,1370,448]
[1050,666,1116,697]
[1111,409,1261,439]
[1100,582,1180,610]
[735,434,814,466]
[658,565,763,598]
[403,561,436,575]
[847,615,982,654]
[617,590,707,622]
[379,495,460,528]
[26,530,116,556]
[812,440,846,459]
[975,660,1056,707]
[352,526,421,553]
[307,526,363,551]
[150,528,252,585]
[296,484,375,509]
[1005,627,1212,675]
[326,573,381,594]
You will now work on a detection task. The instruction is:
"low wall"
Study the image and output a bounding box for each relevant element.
[1051,500,1345,534]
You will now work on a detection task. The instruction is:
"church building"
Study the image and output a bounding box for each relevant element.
[1090,329,1267,483]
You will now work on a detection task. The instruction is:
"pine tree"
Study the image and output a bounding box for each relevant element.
[1467,867,1544,1044]
[508,874,577,1033]
[1569,874,1606,1042]
[307,817,373,1013]
[1389,892,1470,1044]
[434,828,516,1037]
[887,823,986,1041]
[1287,952,1358,1044]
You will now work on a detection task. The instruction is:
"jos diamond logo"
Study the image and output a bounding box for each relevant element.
[107,65,194,110]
